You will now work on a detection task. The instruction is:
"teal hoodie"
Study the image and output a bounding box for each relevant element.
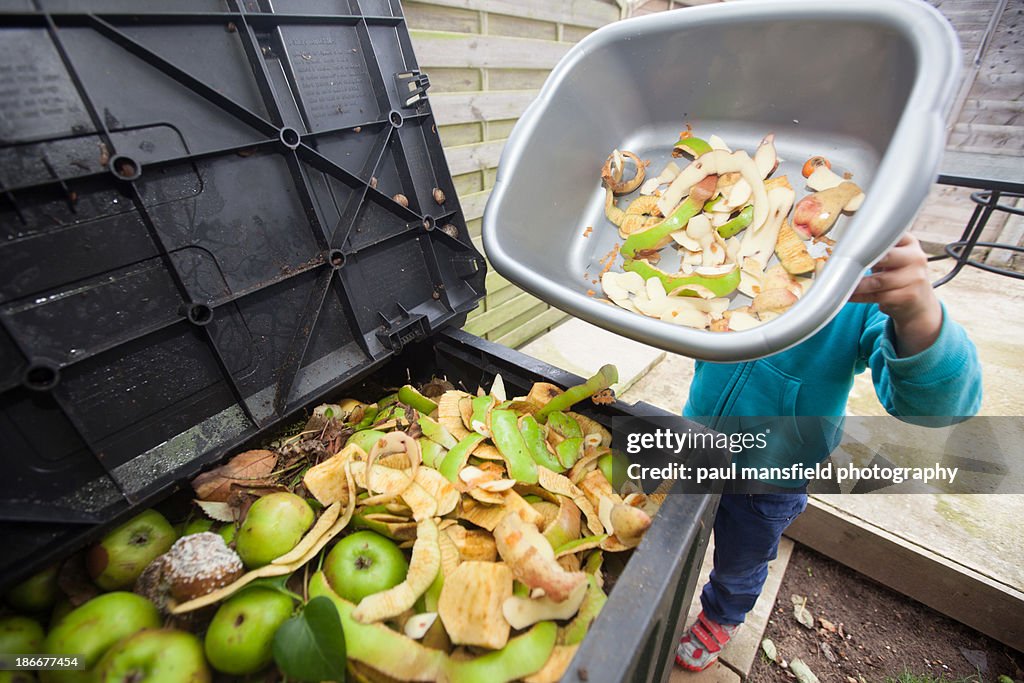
[684,302,983,482]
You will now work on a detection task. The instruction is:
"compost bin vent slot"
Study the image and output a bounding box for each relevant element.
[452,254,483,280]
[394,70,430,108]
[377,312,429,352]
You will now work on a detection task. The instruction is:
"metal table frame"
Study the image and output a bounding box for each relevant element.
[932,150,1024,287]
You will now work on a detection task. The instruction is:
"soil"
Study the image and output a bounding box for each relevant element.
[748,545,1023,683]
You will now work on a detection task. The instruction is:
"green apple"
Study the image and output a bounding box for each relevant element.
[0,672,36,683]
[217,524,237,546]
[4,566,59,614]
[86,510,177,590]
[94,629,209,683]
[0,616,44,655]
[181,519,214,536]
[42,592,159,683]
[323,531,408,604]
[598,450,632,491]
[235,493,314,568]
[203,588,293,675]
[48,601,73,631]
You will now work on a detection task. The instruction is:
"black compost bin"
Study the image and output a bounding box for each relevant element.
[0,2,717,681]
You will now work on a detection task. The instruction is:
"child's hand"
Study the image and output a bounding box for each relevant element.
[849,233,943,356]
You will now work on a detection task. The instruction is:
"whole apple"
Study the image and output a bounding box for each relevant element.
[323,531,408,604]
[203,588,293,675]
[86,510,177,590]
[4,565,59,614]
[94,629,209,683]
[235,493,314,568]
[0,616,44,655]
[42,592,159,683]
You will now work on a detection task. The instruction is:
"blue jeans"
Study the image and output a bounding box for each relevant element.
[700,492,808,626]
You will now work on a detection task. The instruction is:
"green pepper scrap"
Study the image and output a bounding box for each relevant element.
[673,136,712,159]
[519,415,563,472]
[351,404,380,430]
[553,535,608,557]
[555,437,584,469]
[545,411,582,440]
[716,204,754,239]
[623,259,740,298]
[438,433,486,482]
[620,192,707,259]
[598,450,633,491]
[418,415,458,450]
[489,410,539,484]
[398,385,438,416]
[470,395,497,434]
[534,366,618,423]
[418,438,445,469]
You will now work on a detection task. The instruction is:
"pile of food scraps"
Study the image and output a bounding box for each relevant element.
[597,131,864,331]
[7,365,664,683]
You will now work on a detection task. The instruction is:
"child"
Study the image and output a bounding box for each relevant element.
[676,233,983,672]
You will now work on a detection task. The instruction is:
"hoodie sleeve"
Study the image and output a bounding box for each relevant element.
[859,303,983,420]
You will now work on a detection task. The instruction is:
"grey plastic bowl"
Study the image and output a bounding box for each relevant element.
[482,0,960,362]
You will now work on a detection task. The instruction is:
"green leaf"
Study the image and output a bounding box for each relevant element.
[272,596,347,683]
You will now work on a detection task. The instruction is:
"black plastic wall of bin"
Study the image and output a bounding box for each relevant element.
[0,1,484,545]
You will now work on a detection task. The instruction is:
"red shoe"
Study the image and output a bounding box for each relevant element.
[676,611,740,672]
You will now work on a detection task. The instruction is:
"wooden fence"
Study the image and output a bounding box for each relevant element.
[406,0,620,347]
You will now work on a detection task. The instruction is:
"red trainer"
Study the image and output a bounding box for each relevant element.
[676,611,740,672]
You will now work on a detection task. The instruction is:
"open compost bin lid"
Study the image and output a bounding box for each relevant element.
[0,0,484,577]
[483,0,961,361]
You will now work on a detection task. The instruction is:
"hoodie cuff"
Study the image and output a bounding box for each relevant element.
[878,303,969,384]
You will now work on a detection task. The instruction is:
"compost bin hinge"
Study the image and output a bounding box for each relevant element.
[395,70,431,107]
[377,311,430,352]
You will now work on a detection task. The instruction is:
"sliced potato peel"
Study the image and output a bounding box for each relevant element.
[494,512,587,603]
[438,560,514,649]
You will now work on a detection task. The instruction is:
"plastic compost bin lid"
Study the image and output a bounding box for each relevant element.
[483,0,961,362]
[0,0,485,532]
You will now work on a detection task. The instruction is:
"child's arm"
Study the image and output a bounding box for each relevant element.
[851,234,983,418]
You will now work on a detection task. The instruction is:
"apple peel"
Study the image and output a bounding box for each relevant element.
[303,442,363,506]
[502,578,588,630]
[523,645,580,683]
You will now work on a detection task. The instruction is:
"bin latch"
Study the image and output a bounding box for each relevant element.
[395,70,430,108]
[377,312,430,352]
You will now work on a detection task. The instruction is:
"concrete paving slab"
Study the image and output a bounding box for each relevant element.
[618,352,695,414]
[669,661,741,683]
[518,317,665,395]
[675,536,794,680]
